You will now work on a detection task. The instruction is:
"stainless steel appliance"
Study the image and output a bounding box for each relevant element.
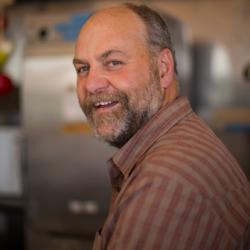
[0,126,23,197]
[191,41,250,179]
[22,46,116,249]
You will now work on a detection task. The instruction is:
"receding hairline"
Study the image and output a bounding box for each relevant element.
[77,5,151,53]
[82,4,171,59]
[79,5,148,39]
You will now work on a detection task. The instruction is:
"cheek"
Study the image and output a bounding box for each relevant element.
[110,69,148,93]
[109,70,132,91]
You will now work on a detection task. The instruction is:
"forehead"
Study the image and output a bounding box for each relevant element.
[75,7,148,58]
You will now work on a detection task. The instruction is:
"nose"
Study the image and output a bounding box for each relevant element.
[83,69,109,94]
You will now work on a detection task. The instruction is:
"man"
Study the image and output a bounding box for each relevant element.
[73,3,250,250]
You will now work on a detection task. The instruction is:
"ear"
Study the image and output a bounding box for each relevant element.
[158,48,175,89]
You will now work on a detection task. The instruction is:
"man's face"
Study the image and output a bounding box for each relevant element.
[74,8,164,147]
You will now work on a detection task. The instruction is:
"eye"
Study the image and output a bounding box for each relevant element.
[75,64,90,75]
[106,60,123,69]
[110,60,122,66]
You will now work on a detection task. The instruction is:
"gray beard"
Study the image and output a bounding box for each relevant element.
[80,91,153,148]
[101,104,151,148]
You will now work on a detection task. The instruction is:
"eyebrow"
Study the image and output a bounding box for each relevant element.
[99,49,126,60]
[72,58,87,65]
[73,49,126,65]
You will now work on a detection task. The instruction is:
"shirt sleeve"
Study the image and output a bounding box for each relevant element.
[106,175,234,250]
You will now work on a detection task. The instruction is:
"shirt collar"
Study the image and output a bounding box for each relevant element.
[110,96,192,180]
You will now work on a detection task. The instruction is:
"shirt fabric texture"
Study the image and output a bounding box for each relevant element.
[93,96,250,250]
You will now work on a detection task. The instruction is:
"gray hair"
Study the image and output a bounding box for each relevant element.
[124,3,178,74]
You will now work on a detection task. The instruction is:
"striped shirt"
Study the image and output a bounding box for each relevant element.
[93,96,250,250]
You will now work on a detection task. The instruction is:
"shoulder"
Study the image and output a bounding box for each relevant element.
[139,113,249,197]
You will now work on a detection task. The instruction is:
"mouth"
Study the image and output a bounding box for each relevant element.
[93,100,119,112]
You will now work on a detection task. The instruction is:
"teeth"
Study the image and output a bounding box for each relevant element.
[95,101,113,107]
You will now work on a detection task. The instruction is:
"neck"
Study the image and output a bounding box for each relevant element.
[162,78,179,107]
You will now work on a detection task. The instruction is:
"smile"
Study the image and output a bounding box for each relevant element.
[93,100,119,110]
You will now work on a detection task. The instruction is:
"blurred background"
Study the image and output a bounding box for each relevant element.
[0,0,249,249]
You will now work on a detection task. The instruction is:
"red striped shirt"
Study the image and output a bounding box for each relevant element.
[93,96,250,250]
